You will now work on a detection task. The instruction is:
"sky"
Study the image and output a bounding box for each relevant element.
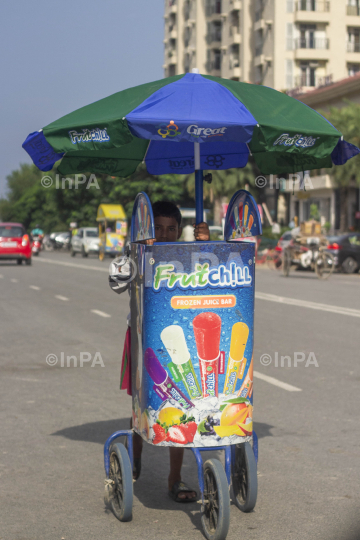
[0,0,164,197]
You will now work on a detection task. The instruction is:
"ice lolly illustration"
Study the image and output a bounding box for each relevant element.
[161,325,202,400]
[237,355,253,398]
[144,348,194,409]
[248,214,254,231]
[223,322,249,395]
[244,204,249,226]
[193,312,221,398]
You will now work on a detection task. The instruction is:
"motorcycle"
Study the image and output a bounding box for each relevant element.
[31,235,43,256]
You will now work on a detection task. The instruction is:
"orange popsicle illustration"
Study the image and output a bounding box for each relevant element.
[237,355,253,398]
[248,214,254,230]
[244,204,249,226]
[223,322,249,395]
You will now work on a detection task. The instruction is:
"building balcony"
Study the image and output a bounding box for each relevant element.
[169,27,178,39]
[347,42,360,53]
[295,0,330,12]
[230,0,241,10]
[207,31,222,45]
[294,38,330,60]
[229,26,241,44]
[169,0,177,14]
[294,1,330,23]
[254,54,265,66]
[347,5,360,16]
[168,51,178,64]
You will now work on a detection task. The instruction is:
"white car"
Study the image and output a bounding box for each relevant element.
[71,227,99,257]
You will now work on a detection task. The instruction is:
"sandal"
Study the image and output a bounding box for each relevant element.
[169,481,197,503]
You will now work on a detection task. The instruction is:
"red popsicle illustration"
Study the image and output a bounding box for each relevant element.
[193,312,221,398]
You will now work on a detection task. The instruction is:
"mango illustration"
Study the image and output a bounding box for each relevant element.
[221,402,251,427]
[237,421,253,436]
[214,425,245,437]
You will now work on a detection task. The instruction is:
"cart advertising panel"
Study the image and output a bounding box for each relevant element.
[130,240,256,448]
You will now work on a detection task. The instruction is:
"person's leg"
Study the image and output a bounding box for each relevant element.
[129,418,142,480]
[168,447,196,500]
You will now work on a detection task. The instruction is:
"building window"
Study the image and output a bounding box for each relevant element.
[168,65,176,76]
[286,23,293,50]
[206,0,222,16]
[287,0,294,12]
[347,27,360,52]
[299,63,317,86]
[348,63,360,76]
[255,65,263,84]
[213,49,221,70]
[255,30,263,57]
[286,59,294,88]
[229,44,240,69]
[347,1,360,17]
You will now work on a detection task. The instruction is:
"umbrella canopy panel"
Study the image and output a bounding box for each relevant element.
[23,72,359,177]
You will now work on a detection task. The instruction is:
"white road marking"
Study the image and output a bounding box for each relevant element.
[91,309,111,318]
[34,257,108,272]
[55,295,69,301]
[29,285,40,290]
[256,292,360,319]
[253,370,302,392]
[11,278,18,283]
[10,377,42,382]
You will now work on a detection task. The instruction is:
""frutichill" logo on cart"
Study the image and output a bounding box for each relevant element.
[153,262,252,291]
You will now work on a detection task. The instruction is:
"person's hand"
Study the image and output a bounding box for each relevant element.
[193,222,210,241]
[138,238,155,246]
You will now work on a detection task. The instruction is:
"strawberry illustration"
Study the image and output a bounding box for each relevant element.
[184,421,197,443]
[152,423,166,445]
[167,425,187,445]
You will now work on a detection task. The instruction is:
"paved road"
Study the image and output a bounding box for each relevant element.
[1,252,359,540]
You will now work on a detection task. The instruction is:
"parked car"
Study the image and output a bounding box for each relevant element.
[0,222,32,265]
[326,233,360,273]
[54,231,71,249]
[209,225,224,241]
[71,227,100,257]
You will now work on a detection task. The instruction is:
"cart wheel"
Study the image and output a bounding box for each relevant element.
[108,443,133,522]
[201,458,230,540]
[315,252,334,279]
[283,250,290,277]
[231,442,257,513]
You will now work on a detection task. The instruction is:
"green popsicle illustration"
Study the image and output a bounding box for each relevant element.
[161,325,202,399]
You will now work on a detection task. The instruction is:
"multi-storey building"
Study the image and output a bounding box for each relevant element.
[163,0,360,92]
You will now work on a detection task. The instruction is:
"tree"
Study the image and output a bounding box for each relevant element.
[323,102,360,231]
[0,162,190,232]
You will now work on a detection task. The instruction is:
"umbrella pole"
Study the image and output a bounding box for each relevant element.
[194,142,203,225]
[195,170,204,225]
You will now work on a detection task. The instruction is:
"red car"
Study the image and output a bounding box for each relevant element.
[0,223,32,265]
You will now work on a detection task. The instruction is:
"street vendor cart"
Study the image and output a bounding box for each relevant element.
[104,189,261,540]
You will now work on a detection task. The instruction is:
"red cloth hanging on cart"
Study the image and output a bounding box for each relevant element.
[120,327,132,396]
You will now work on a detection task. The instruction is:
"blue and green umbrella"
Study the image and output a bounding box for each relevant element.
[23,72,359,222]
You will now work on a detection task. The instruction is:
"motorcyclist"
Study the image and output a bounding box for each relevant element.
[31,224,44,237]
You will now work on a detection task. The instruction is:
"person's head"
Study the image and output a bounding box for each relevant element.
[152,201,182,243]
